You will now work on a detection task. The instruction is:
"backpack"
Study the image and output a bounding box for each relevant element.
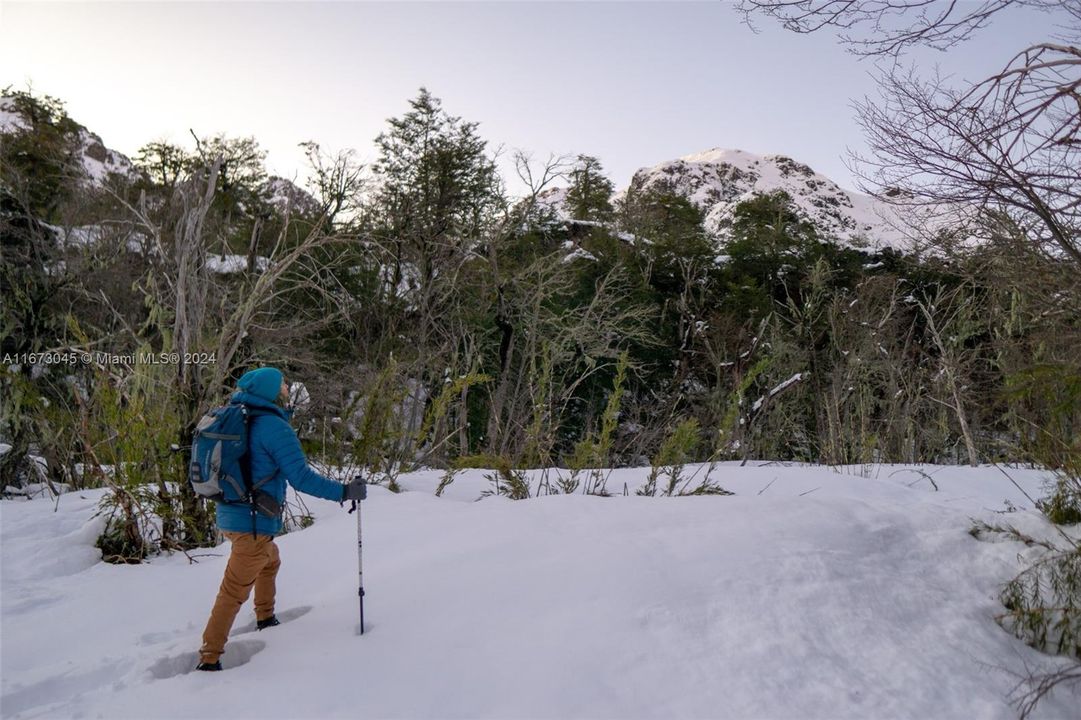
[189,403,274,509]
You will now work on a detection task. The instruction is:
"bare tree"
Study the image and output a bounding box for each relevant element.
[481,151,570,455]
[737,1,1068,57]
[853,51,1081,266]
[739,1,1081,269]
[300,141,367,227]
[914,284,981,466]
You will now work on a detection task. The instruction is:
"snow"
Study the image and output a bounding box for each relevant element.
[264,176,319,215]
[2,463,1079,719]
[561,240,598,264]
[532,186,570,219]
[0,98,29,132]
[77,129,135,184]
[205,255,270,274]
[751,371,804,412]
[628,147,909,251]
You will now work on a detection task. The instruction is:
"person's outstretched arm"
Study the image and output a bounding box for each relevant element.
[264,417,345,502]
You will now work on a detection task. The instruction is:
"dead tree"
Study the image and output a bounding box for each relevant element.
[738,1,1081,269]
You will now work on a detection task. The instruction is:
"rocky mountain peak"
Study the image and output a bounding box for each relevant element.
[626,148,904,249]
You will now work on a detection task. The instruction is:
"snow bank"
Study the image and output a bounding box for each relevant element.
[1,464,1077,719]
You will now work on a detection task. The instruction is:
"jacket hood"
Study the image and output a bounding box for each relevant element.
[230,390,291,420]
[237,367,283,403]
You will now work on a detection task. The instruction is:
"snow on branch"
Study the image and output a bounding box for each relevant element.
[751,372,805,413]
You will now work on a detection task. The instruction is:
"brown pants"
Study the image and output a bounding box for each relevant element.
[199,531,281,664]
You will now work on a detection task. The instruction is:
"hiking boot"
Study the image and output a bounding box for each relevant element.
[196,661,222,671]
[256,615,280,630]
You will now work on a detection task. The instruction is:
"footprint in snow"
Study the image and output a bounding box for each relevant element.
[1,659,133,716]
[231,605,312,636]
[137,630,177,646]
[147,639,265,679]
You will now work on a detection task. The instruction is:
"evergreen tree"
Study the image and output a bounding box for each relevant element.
[620,182,713,293]
[372,88,500,293]
[719,191,821,317]
[564,155,614,222]
[369,88,502,450]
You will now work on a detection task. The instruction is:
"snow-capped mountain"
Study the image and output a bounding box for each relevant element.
[1,96,320,216]
[0,95,139,185]
[538,148,908,250]
[77,127,137,184]
[264,176,320,216]
[624,148,906,249]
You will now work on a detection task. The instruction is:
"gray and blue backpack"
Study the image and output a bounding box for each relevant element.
[189,403,280,525]
[190,403,256,503]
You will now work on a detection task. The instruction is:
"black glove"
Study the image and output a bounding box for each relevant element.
[343,476,367,502]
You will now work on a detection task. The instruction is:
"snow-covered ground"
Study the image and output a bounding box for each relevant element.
[2,463,1078,719]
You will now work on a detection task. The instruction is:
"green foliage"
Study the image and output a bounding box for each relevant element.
[520,344,556,467]
[620,182,713,290]
[195,135,268,199]
[1000,547,1081,659]
[713,356,771,457]
[464,453,532,499]
[1004,362,1081,526]
[135,141,189,189]
[641,418,700,496]
[972,519,1081,661]
[8,85,1081,537]
[484,467,532,500]
[565,155,615,222]
[554,472,581,495]
[81,359,188,562]
[435,467,459,497]
[1039,480,1081,526]
[373,88,500,255]
[596,351,628,462]
[566,352,629,495]
[95,482,161,564]
[0,87,82,220]
[1006,363,1081,474]
[0,91,78,487]
[413,370,491,467]
[716,190,868,323]
[349,361,409,474]
[682,477,734,496]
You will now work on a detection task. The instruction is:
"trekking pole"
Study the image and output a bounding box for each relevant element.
[348,476,365,635]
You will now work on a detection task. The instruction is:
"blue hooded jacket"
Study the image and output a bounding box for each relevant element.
[217,367,345,536]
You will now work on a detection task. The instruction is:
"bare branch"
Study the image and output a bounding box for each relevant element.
[736,0,1073,57]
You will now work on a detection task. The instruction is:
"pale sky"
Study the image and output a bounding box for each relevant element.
[0,1,1066,195]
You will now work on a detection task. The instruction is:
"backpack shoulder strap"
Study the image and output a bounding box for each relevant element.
[239,405,254,491]
[240,406,280,492]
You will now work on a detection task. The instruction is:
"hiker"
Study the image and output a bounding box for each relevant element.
[196,366,367,671]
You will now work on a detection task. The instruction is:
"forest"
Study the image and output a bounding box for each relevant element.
[4,1,1081,712]
[2,85,1079,555]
